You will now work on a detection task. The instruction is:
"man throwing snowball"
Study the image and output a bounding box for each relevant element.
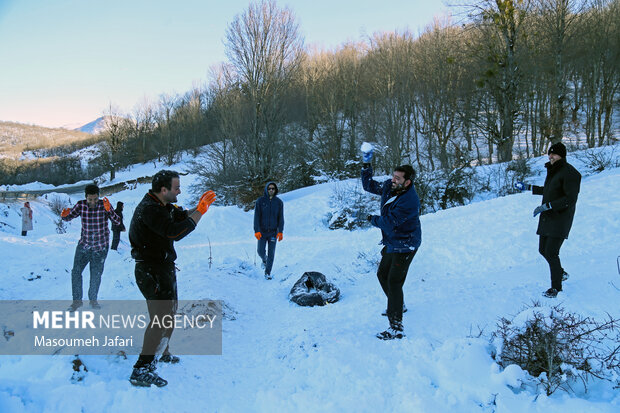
[128,170,216,387]
[361,144,422,340]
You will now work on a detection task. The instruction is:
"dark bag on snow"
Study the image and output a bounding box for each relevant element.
[289,271,340,307]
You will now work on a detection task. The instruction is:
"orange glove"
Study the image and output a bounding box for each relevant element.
[197,190,216,214]
[102,197,111,212]
[61,208,71,218]
[277,232,283,242]
[255,232,262,240]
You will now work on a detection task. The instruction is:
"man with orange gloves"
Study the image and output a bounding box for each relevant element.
[128,170,216,387]
[253,181,284,280]
[61,183,121,311]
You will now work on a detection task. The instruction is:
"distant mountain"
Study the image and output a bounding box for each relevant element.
[75,117,107,134]
[0,121,98,159]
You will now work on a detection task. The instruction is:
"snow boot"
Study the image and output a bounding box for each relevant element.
[377,316,405,340]
[159,354,180,364]
[381,303,407,316]
[89,300,101,309]
[264,272,272,280]
[543,288,561,298]
[129,366,168,387]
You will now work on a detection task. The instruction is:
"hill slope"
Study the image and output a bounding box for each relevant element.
[0,121,97,159]
[0,161,619,411]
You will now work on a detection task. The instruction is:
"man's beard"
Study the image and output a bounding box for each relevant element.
[391,183,406,194]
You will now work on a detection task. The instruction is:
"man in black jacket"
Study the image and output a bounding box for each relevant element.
[128,170,216,387]
[515,142,581,298]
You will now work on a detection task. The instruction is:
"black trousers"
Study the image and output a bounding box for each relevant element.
[539,235,565,291]
[377,247,417,321]
[134,261,177,368]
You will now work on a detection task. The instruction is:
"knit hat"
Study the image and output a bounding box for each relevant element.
[548,142,566,158]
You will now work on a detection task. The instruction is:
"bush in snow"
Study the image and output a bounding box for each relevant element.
[477,158,534,198]
[574,146,620,174]
[416,167,478,214]
[326,182,378,230]
[49,195,69,234]
[492,302,620,396]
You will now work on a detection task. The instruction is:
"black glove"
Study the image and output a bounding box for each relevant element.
[533,203,551,217]
[366,215,373,222]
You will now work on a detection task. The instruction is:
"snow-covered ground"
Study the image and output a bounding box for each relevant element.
[0,149,619,412]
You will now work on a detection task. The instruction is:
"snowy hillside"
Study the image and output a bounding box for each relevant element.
[74,117,106,134]
[0,153,619,412]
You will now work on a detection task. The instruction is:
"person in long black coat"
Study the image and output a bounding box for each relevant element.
[515,142,581,298]
[110,201,125,250]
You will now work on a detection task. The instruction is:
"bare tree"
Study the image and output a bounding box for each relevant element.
[468,0,532,162]
[411,22,465,170]
[533,0,591,143]
[362,31,418,170]
[573,0,620,147]
[224,0,304,181]
[101,104,130,180]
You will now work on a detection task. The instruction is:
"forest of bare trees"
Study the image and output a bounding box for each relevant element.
[4,0,617,195]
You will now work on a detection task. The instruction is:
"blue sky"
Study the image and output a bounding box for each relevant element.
[0,0,450,128]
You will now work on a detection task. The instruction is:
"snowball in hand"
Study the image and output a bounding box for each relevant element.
[361,142,373,153]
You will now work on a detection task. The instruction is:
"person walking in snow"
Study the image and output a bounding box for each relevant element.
[110,201,125,251]
[253,181,284,280]
[515,141,581,298]
[128,170,216,388]
[20,201,33,236]
[361,147,421,340]
[61,184,121,310]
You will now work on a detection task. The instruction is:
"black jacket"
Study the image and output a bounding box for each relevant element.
[129,191,196,263]
[533,158,581,239]
[111,209,125,232]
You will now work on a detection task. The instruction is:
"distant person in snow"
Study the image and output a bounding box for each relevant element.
[61,184,121,310]
[253,182,284,280]
[361,146,421,340]
[128,170,216,388]
[110,201,126,250]
[515,142,581,298]
[20,201,33,236]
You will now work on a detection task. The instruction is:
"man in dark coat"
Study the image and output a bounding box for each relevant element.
[361,151,422,340]
[110,201,125,251]
[253,181,284,279]
[128,170,216,387]
[515,142,581,298]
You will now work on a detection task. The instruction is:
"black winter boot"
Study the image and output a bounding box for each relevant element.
[159,353,180,364]
[129,362,167,387]
[376,316,405,340]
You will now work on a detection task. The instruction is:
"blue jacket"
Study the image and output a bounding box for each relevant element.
[361,166,422,253]
[253,182,284,238]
